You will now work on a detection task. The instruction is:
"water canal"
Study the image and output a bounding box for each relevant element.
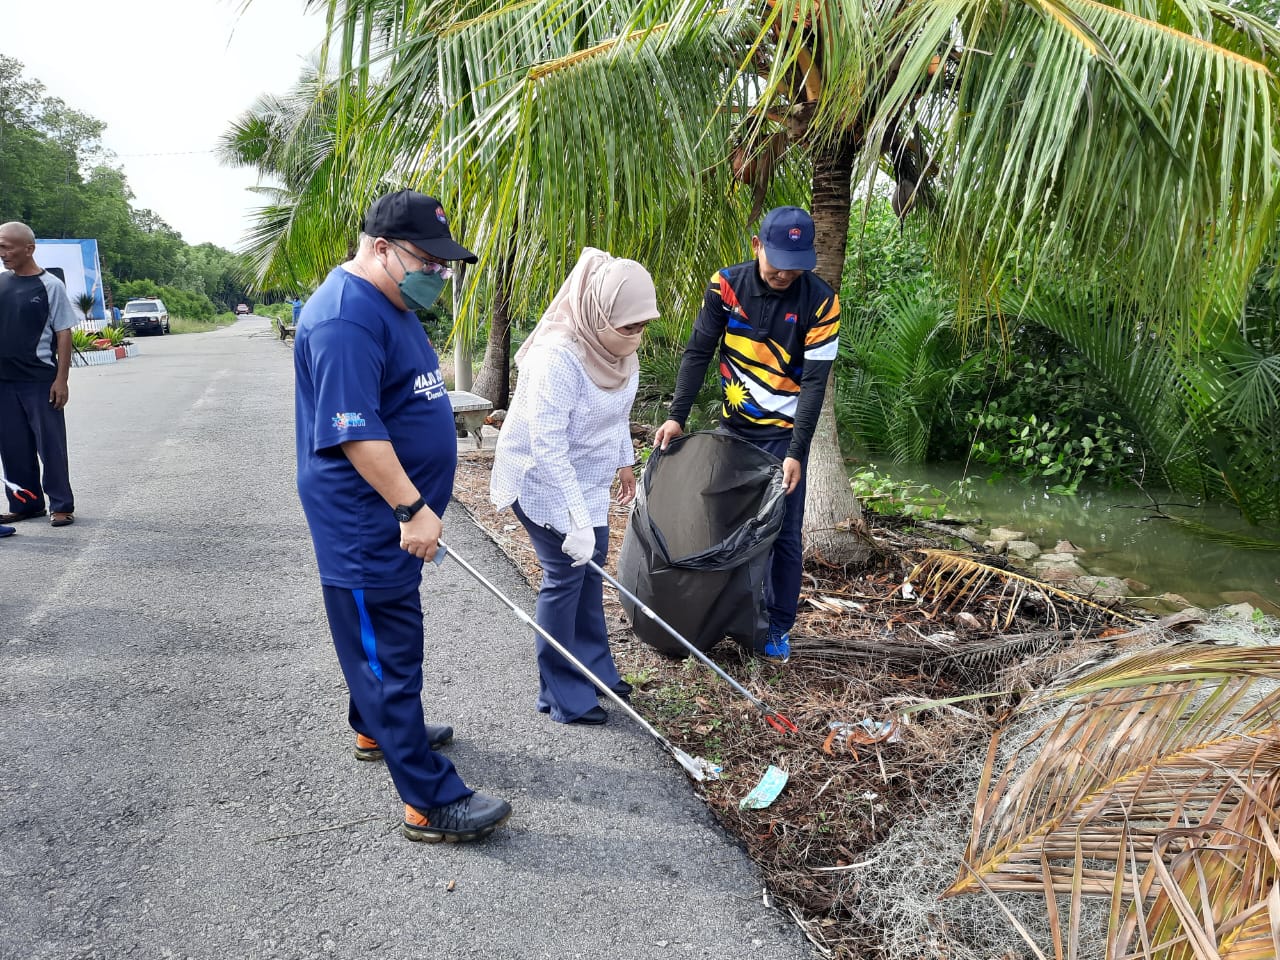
[874,463,1280,614]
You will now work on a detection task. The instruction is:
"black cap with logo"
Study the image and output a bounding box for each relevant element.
[363,189,478,264]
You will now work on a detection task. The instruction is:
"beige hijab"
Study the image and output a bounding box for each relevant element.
[515,247,659,390]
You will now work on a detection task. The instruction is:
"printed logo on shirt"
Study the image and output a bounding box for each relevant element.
[784,312,798,324]
[332,411,367,429]
[413,369,447,401]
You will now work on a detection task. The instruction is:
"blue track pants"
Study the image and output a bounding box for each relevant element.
[321,580,471,811]
[729,432,808,635]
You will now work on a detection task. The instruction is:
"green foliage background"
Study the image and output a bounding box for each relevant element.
[0,54,252,317]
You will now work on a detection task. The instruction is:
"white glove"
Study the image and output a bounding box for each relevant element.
[561,526,595,567]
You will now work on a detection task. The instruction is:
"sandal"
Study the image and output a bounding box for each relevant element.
[0,509,46,523]
[50,512,75,527]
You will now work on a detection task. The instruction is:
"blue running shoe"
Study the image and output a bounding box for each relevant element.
[762,626,791,663]
[0,525,14,539]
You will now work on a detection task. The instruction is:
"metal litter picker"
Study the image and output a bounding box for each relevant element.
[437,539,720,782]
[588,558,798,734]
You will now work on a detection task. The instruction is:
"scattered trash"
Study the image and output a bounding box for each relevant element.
[823,718,905,754]
[740,765,789,809]
[808,595,867,613]
[446,879,456,892]
[900,580,916,600]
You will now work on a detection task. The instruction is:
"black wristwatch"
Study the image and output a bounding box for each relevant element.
[393,496,426,523]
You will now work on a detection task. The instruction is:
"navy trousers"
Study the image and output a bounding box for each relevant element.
[0,379,74,514]
[513,502,622,723]
[321,580,471,811]
[729,431,807,635]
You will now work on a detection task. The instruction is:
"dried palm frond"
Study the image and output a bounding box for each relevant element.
[1116,769,1280,959]
[944,645,1280,959]
[909,549,1141,628]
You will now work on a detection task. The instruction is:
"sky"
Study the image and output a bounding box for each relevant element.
[4,0,330,250]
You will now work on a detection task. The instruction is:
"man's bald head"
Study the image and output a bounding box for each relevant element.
[0,221,38,275]
[0,222,35,245]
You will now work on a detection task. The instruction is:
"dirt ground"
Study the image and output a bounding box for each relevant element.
[451,451,1137,958]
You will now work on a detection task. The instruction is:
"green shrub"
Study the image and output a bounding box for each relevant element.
[848,464,969,520]
[70,329,98,352]
[954,325,1146,492]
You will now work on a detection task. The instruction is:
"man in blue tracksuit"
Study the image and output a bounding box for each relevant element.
[294,190,511,842]
[654,207,841,663]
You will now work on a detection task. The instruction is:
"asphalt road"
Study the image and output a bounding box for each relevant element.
[0,318,812,960]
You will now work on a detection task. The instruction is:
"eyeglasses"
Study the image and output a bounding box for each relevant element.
[388,240,454,280]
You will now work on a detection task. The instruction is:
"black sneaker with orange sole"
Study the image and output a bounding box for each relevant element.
[403,792,512,843]
[354,724,454,762]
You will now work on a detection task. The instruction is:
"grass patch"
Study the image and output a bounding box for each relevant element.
[170,313,238,335]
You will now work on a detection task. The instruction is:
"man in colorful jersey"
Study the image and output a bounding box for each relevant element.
[653,206,840,663]
[294,189,512,842]
[0,222,78,528]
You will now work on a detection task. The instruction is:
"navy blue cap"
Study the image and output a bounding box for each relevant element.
[363,189,477,264]
[757,206,816,271]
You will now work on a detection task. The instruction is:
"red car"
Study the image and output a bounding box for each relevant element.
[235,303,251,315]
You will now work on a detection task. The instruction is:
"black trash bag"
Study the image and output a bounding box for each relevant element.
[618,431,785,656]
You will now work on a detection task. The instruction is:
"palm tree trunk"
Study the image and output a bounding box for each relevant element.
[805,138,876,566]
[472,250,515,409]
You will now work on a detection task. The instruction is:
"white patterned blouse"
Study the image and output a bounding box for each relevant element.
[489,343,637,532]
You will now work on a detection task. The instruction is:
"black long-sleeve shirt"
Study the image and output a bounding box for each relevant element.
[668,260,840,461]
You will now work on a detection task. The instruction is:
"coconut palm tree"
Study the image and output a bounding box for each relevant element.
[265,0,1278,562]
[216,63,387,290]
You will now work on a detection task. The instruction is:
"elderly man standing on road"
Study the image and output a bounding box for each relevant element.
[653,206,840,665]
[293,190,512,843]
[0,222,78,529]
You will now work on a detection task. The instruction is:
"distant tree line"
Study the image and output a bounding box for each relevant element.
[0,54,250,316]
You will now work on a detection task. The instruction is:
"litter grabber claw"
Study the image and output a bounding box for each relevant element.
[437,539,721,782]
[585,556,799,735]
[1,476,36,505]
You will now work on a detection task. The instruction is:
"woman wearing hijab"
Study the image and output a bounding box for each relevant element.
[490,248,659,725]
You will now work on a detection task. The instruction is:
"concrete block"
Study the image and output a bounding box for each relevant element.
[1036,561,1088,581]
[1006,540,1042,560]
[989,526,1026,542]
[1068,576,1132,599]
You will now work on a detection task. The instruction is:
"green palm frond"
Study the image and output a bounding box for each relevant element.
[839,279,981,462]
[218,63,377,288]
[280,0,1280,336]
[946,645,1280,957]
[862,0,1280,329]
